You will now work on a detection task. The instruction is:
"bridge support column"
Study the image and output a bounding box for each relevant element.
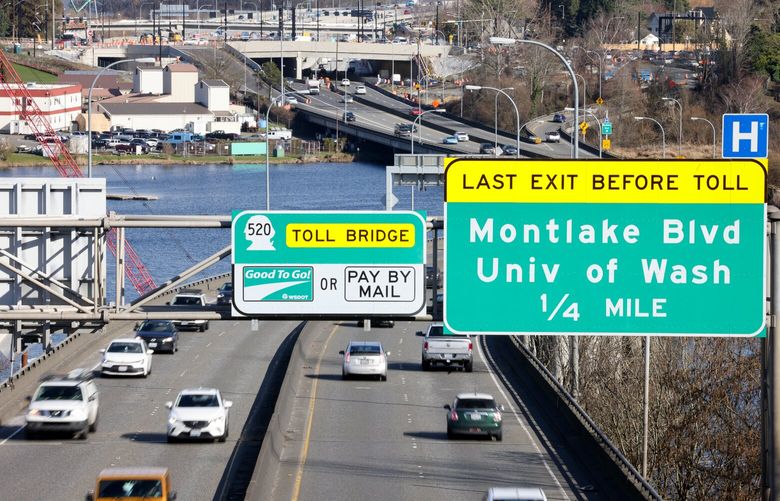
[296,53,303,80]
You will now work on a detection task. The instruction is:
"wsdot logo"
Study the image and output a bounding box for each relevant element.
[243,266,313,302]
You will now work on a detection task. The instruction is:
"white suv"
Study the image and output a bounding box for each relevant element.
[25,370,99,439]
[169,290,210,331]
[166,388,232,442]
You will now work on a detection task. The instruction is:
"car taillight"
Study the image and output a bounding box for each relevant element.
[450,410,458,421]
[345,352,351,363]
[423,341,429,351]
[468,341,473,351]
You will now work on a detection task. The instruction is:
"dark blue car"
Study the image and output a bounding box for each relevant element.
[135,320,179,354]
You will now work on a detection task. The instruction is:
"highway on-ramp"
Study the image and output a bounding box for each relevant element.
[0,288,301,499]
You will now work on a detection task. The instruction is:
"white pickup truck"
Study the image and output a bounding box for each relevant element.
[418,323,473,372]
[168,289,210,331]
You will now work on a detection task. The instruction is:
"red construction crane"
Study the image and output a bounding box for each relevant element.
[0,51,157,295]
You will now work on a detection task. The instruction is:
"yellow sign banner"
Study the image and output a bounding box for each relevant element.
[445,158,766,204]
[286,223,416,248]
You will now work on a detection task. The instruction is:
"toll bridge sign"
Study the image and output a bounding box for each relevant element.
[443,159,767,337]
[231,211,427,316]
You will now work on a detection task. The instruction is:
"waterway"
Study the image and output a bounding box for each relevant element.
[0,162,444,300]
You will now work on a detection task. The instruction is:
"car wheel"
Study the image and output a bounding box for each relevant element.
[219,424,228,442]
[446,426,455,439]
[494,429,503,442]
[25,428,37,440]
[380,374,387,382]
[89,414,98,432]
[77,427,89,440]
[342,370,349,380]
[464,360,473,373]
[167,434,177,443]
[421,359,430,371]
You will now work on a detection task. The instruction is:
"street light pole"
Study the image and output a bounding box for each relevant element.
[410,108,445,154]
[265,104,273,209]
[88,58,156,177]
[691,116,716,159]
[490,37,578,158]
[566,107,601,158]
[634,116,666,158]
[662,96,682,156]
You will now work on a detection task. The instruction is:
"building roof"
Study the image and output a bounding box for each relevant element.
[165,63,198,73]
[201,79,229,87]
[58,74,120,90]
[99,101,212,116]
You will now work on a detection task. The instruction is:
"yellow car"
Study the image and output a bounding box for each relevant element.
[87,467,177,501]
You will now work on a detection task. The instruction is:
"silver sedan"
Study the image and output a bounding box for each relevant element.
[340,341,389,381]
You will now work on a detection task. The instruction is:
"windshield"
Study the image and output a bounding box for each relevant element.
[98,479,163,498]
[177,394,219,407]
[107,342,143,354]
[173,296,201,306]
[349,345,381,355]
[33,385,82,401]
[456,398,497,410]
[138,321,174,333]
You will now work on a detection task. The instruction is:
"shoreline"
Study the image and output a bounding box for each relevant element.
[0,152,358,168]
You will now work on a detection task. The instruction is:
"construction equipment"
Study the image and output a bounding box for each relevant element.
[0,50,158,296]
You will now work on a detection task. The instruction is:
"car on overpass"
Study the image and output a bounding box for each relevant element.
[501,144,519,155]
[409,107,423,116]
[166,388,232,442]
[552,112,566,123]
[25,369,99,440]
[340,341,389,380]
[454,131,469,141]
[355,84,367,94]
[545,131,561,143]
[445,392,504,441]
[168,290,210,331]
[343,111,356,122]
[442,135,458,144]
[217,282,233,305]
[341,78,351,86]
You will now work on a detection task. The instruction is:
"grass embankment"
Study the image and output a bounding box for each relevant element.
[0,151,356,168]
[11,64,58,84]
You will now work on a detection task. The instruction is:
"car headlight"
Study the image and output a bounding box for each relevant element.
[168,416,179,425]
[70,409,86,419]
[163,337,174,342]
[27,409,40,416]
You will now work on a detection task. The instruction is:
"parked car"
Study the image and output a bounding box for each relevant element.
[442,135,458,145]
[454,131,469,141]
[418,323,472,371]
[115,142,146,153]
[100,338,153,377]
[343,111,356,122]
[25,369,99,439]
[340,341,389,380]
[545,131,561,143]
[15,144,31,153]
[217,282,233,305]
[134,320,179,353]
[552,112,566,123]
[205,130,239,141]
[166,388,232,442]
[445,392,504,441]
[87,467,176,501]
[355,84,367,94]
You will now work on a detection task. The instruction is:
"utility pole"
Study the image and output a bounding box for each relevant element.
[224,0,228,43]
[435,1,439,45]
[182,0,186,39]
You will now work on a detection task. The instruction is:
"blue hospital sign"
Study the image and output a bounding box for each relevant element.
[722,113,769,159]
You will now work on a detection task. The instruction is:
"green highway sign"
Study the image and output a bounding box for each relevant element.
[602,120,613,135]
[444,159,766,336]
[231,211,427,316]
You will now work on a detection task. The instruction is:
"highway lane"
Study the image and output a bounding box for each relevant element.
[275,321,590,501]
[0,302,299,499]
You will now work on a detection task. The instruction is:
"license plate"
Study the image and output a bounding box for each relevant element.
[148,342,157,348]
[118,366,128,372]
[468,412,482,420]
[359,359,368,365]
[445,354,454,359]
[190,429,201,437]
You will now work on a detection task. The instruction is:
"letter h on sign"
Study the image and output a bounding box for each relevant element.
[722,113,769,159]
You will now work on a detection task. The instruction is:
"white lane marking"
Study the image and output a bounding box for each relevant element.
[232,321,240,326]
[353,386,371,390]
[194,354,200,360]
[179,369,188,377]
[206,342,212,348]
[476,339,570,501]
[399,338,403,344]
[0,426,24,445]
[165,388,172,395]
[219,331,226,337]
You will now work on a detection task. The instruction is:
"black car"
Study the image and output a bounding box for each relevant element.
[426,265,442,288]
[134,320,179,353]
[501,144,519,155]
[357,318,395,328]
[217,282,233,305]
[343,111,356,122]
[552,113,566,123]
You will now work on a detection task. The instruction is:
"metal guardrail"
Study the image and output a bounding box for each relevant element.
[507,335,663,500]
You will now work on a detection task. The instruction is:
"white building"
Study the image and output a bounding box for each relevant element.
[133,66,164,95]
[0,83,82,133]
